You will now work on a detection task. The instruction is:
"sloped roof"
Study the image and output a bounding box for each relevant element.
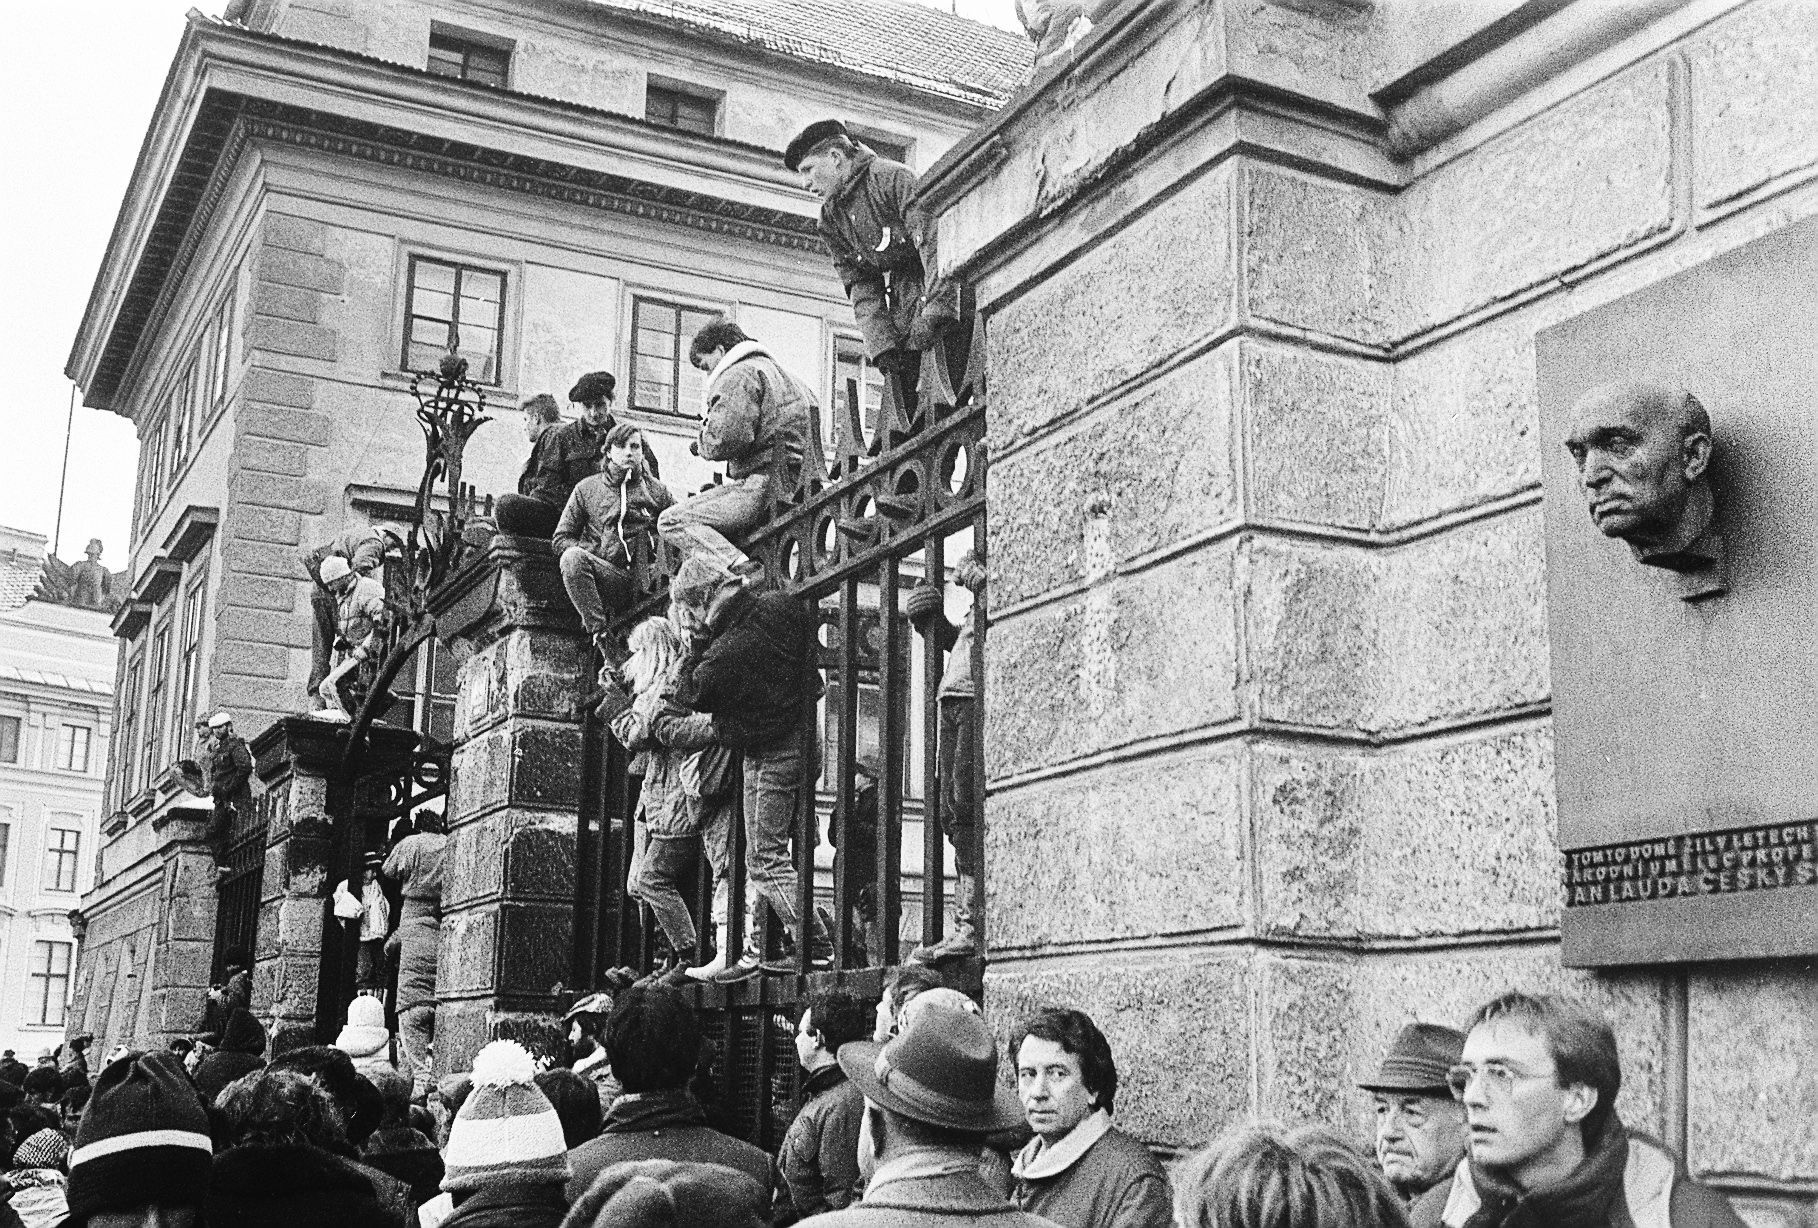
[586,0,1033,106]
[0,549,47,612]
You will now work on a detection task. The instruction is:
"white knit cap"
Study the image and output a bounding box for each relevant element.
[440,1041,570,1191]
[319,555,352,583]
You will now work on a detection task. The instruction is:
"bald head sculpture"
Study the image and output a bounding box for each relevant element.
[1564,382,1724,595]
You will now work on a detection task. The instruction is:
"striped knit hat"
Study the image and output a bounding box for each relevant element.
[67,1050,212,1218]
[441,1040,571,1192]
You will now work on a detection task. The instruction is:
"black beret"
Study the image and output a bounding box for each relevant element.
[568,371,616,404]
[785,119,850,172]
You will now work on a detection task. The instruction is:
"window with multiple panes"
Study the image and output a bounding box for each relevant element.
[115,648,142,804]
[832,335,886,448]
[402,257,506,382]
[645,84,717,135]
[138,415,168,537]
[141,616,172,794]
[210,284,238,416]
[0,715,18,764]
[45,828,80,893]
[57,725,91,774]
[630,298,719,415]
[166,367,196,478]
[174,573,208,749]
[428,31,509,86]
[30,941,71,1027]
[0,819,10,886]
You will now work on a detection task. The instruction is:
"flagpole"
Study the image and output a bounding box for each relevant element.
[52,383,75,558]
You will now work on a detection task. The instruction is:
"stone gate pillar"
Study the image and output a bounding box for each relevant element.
[429,536,591,1071]
[248,717,344,1050]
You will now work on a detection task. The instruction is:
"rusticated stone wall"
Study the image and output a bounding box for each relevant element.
[432,538,593,1070]
[930,0,1818,1222]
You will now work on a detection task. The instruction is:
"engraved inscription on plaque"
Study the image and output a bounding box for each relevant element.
[1564,822,1818,909]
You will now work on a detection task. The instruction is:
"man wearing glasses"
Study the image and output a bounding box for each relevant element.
[1413,991,1743,1228]
[1357,1022,1467,1207]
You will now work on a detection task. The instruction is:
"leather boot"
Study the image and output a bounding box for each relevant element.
[911,873,979,964]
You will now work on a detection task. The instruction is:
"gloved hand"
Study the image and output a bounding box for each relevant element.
[905,582,944,631]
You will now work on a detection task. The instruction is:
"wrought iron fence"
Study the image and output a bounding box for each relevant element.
[574,316,987,1143]
[212,789,274,984]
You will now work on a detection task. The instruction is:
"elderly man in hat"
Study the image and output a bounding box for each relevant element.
[203,711,254,877]
[1360,1022,1468,1207]
[787,119,955,391]
[797,1005,1059,1228]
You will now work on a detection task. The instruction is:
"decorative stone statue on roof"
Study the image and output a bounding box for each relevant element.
[34,538,121,612]
[1016,0,1104,72]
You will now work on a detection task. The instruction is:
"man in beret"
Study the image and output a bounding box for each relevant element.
[1359,1022,1468,1207]
[519,372,624,532]
[786,119,955,394]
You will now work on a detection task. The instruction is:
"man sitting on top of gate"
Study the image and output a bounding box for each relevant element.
[656,320,815,585]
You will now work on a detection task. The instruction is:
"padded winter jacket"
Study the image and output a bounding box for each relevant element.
[679,588,820,753]
[817,147,937,360]
[552,463,673,569]
[778,1065,866,1220]
[698,342,815,482]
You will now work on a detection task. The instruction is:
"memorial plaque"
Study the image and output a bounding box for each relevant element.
[1537,216,1818,967]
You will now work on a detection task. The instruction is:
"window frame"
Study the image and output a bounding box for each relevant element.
[0,815,11,887]
[29,940,72,1028]
[210,279,239,420]
[57,724,93,774]
[0,714,18,765]
[45,826,81,894]
[427,30,511,87]
[830,332,887,453]
[644,80,721,136]
[115,646,143,805]
[400,254,509,385]
[141,611,174,795]
[627,295,724,417]
[174,567,209,750]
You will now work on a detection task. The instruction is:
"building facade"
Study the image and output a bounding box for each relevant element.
[64,0,1025,1052]
[0,528,115,1060]
[922,0,1818,1223]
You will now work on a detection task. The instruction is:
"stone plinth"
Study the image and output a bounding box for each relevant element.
[429,536,591,1072]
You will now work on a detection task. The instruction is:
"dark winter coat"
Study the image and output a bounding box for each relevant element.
[527,415,612,511]
[778,1065,866,1220]
[208,733,255,805]
[699,344,815,482]
[193,1008,268,1103]
[565,1090,773,1204]
[361,1126,445,1208]
[207,1142,406,1228]
[1410,1118,1745,1228]
[0,1058,27,1088]
[552,462,674,569]
[679,589,820,753]
[1012,1113,1172,1228]
[439,1183,569,1228]
[517,427,560,499]
[798,1164,1063,1228]
[818,146,937,359]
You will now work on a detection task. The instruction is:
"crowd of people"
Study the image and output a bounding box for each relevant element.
[0,974,1748,1228]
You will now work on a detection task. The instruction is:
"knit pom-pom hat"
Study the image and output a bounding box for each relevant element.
[440,1040,570,1192]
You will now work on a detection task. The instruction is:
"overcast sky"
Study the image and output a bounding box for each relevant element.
[0,0,1021,565]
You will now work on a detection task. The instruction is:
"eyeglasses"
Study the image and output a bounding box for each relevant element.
[1446,1061,1549,1100]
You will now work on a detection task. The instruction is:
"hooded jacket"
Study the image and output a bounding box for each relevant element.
[1410,1117,1745,1228]
[335,997,398,1078]
[1011,1111,1172,1228]
[552,462,674,569]
[817,146,938,360]
[698,341,816,482]
[677,588,820,752]
[193,1008,268,1103]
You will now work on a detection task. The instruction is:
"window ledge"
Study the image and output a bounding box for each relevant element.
[379,370,515,399]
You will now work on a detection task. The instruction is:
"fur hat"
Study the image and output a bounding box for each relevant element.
[440,1041,571,1192]
[784,119,850,171]
[67,1051,212,1218]
[569,371,617,405]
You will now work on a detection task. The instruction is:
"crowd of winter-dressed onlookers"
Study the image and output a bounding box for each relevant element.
[0,964,1748,1228]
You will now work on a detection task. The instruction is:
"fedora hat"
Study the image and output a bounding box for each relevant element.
[1358,1022,1466,1096]
[838,1005,1023,1135]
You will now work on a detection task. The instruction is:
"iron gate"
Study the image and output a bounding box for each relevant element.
[574,316,987,1147]
[211,790,273,984]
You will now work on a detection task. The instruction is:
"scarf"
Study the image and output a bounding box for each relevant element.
[1012,1109,1112,1182]
[1451,1115,1630,1228]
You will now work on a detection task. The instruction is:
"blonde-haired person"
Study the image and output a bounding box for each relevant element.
[598,614,736,978]
[1175,1123,1411,1228]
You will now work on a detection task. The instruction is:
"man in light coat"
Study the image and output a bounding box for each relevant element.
[657,320,814,579]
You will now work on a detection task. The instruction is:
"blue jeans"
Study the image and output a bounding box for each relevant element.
[741,730,824,955]
[657,474,771,571]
